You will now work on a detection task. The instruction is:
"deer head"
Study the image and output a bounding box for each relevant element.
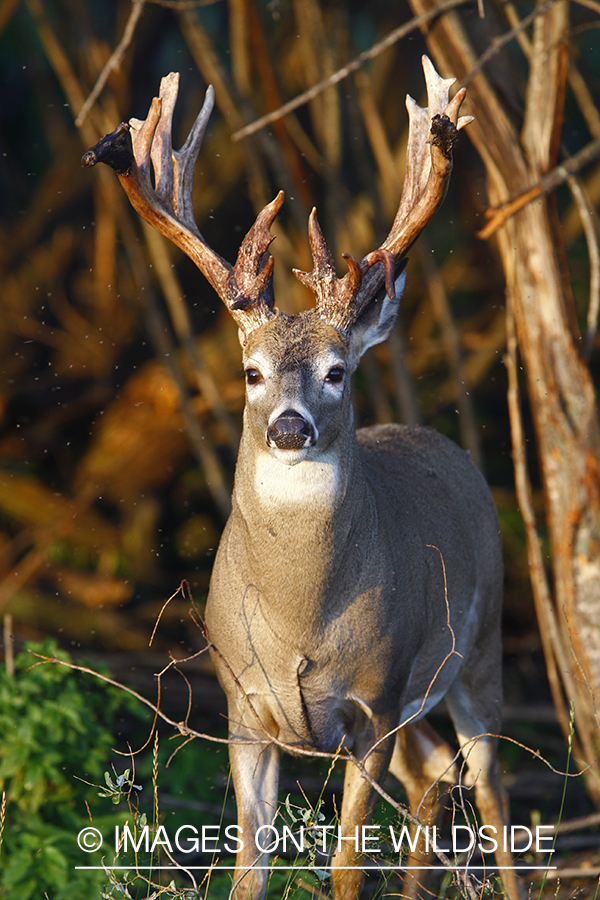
[82,58,471,469]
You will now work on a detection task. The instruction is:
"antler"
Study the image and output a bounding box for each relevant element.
[83,59,470,339]
[82,73,280,336]
[294,56,473,333]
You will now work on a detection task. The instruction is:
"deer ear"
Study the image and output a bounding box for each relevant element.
[348,269,406,361]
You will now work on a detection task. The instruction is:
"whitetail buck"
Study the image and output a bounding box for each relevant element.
[84,58,520,900]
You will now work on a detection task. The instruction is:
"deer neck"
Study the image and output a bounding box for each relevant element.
[230,422,372,601]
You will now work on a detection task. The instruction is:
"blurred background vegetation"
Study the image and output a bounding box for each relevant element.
[1,0,600,895]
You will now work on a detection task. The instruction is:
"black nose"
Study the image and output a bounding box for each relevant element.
[267,409,315,450]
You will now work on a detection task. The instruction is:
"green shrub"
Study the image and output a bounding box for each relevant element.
[0,640,135,900]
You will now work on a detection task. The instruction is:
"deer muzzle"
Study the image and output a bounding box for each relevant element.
[266,410,316,451]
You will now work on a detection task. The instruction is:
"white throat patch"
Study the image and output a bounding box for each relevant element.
[253,450,341,507]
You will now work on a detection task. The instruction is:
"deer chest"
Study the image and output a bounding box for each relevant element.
[207,575,413,752]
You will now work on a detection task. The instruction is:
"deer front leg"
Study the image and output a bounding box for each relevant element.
[227,695,280,900]
[388,720,458,898]
[330,718,395,900]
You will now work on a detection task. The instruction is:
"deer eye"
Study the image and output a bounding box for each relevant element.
[245,368,263,386]
[326,366,345,384]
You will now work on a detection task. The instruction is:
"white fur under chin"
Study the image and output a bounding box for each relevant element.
[267,446,310,466]
[254,449,340,507]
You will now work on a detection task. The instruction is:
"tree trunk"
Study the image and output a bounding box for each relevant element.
[408,0,600,801]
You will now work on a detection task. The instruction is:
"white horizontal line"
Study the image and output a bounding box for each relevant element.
[76,865,557,872]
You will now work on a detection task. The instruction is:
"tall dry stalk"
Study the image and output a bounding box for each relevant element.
[408,0,600,801]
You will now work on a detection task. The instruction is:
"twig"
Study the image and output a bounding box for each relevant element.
[572,0,600,12]
[542,866,600,880]
[478,138,600,239]
[231,0,471,141]
[565,174,600,359]
[364,542,462,764]
[462,0,559,88]
[557,811,600,833]
[149,583,183,647]
[0,790,5,858]
[30,650,232,746]
[75,0,147,128]
[3,614,13,677]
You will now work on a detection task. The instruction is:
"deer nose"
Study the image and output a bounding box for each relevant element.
[267,409,315,450]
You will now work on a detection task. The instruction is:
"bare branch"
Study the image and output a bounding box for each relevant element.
[75,0,148,128]
[565,174,600,360]
[572,0,600,15]
[231,0,471,142]
[462,0,560,89]
[478,138,600,239]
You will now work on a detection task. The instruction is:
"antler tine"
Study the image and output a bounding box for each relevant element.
[382,57,473,260]
[128,96,162,183]
[294,56,471,334]
[172,81,215,229]
[228,190,284,329]
[82,76,279,335]
[149,74,178,214]
[293,209,395,332]
[293,209,356,320]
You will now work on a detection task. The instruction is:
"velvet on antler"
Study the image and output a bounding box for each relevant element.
[83,57,472,337]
